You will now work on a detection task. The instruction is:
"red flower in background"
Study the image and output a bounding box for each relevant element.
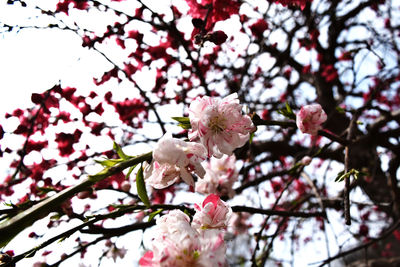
[185,0,241,30]
[55,129,82,156]
[249,19,268,39]
[274,0,312,10]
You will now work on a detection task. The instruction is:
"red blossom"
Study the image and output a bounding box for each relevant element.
[0,125,4,140]
[208,30,228,45]
[302,64,311,74]
[93,103,104,115]
[261,109,270,120]
[185,0,241,30]
[26,140,48,154]
[124,63,138,76]
[57,111,71,123]
[42,251,52,256]
[55,129,82,156]
[394,230,400,241]
[73,0,89,10]
[249,19,268,39]
[59,87,76,101]
[94,67,120,86]
[338,51,352,61]
[88,91,97,98]
[112,98,147,126]
[116,38,126,49]
[88,122,104,136]
[127,30,143,43]
[95,172,126,189]
[5,251,14,257]
[56,0,71,15]
[321,64,338,82]
[274,0,312,10]
[82,35,93,48]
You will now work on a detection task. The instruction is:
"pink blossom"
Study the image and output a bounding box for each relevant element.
[147,210,201,266]
[192,194,232,230]
[188,93,255,158]
[144,134,206,188]
[300,156,312,165]
[197,229,228,267]
[120,180,131,192]
[195,155,238,198]
[156,210,194,236]
[228,212,251,235]
[139,210,228,267]
[296,104,327,135]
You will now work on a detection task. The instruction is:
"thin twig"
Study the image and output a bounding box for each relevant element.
[311,219,400,267]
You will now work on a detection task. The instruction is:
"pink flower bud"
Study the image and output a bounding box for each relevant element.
[120,180,131,192]
[192,194,232,230]
[77,191,90,199]
[195,155,238,198]
[296,104,327,135]
[300,156,312,165]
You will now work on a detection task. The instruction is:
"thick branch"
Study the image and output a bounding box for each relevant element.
[0,152,152,248]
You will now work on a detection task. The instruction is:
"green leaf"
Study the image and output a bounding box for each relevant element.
[335,169,355,182]
[172,116,190,124]
[136,165,150,208]
[95,158,124,168]
[3,202,14,207]
[125,164,137,179]
[148,209,163,222]
[285,102,293,115]
[336,106,346,114]
[172,117,191,129]
[288,162,302,174]
[334,170,346,182]
[183,209,192,217]
[113,141,129,160]
[278,102,296,120]
[88,168,111,182]
[50,213,61,220]
[249,131,255,144]
[37,186,57,194]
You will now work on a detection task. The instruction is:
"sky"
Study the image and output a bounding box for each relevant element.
[0,1,150,266]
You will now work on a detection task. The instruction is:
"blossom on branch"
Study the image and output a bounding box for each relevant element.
[185,0,241,30]
[144,134,207,188]
[296,104,327,135]
[139,209,228,267]
[188,93,255,158]
[192,194,232,230]
[195,154,238,197]
[140,210,201,267]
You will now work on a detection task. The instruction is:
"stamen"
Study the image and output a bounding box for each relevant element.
[209,115,226,133]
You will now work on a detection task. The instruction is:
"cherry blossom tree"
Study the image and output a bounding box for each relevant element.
[0,0,400,266]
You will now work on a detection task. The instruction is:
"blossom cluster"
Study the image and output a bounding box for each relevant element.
[141,94,326,266]
[139,194,232,267]
[144,93,254,194]
[140,94,250,266]
[195,154,238,198]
